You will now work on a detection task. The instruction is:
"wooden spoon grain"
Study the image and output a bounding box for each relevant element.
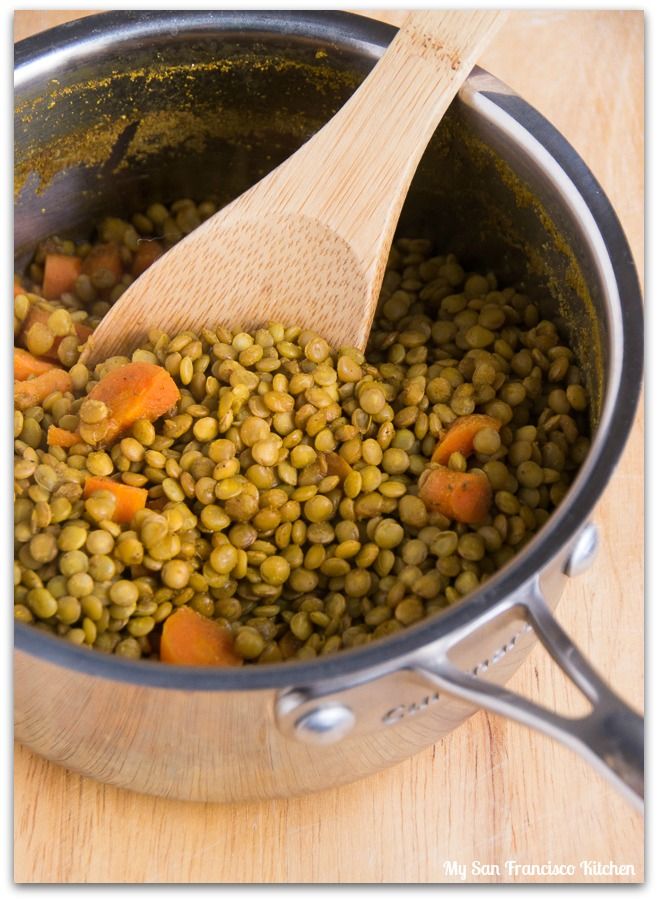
[83,10,507,364]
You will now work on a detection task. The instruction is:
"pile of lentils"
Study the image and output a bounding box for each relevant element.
[14,198,590,663]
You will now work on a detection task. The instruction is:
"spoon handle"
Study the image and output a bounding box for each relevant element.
[241,10,507,279]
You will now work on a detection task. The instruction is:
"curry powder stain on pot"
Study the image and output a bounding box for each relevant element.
[15,55,362,195]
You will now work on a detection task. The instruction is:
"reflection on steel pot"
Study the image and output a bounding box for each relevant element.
[14,11,643,806]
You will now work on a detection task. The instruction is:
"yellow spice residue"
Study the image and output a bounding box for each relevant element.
[15,54,360,196]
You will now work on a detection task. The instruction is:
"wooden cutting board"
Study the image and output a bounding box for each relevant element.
[14,9,644,884]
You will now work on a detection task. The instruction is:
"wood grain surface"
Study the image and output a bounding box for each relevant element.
[13,9,644,884]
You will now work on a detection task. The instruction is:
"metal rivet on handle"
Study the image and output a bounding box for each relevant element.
[564,522,599,577]
[293,704,356,744]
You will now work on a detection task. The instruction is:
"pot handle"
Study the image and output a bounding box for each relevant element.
[416,588,644,811]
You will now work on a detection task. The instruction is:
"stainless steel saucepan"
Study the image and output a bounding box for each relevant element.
[14,11,644,806]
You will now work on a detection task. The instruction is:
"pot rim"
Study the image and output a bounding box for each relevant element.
[14,9,643,692]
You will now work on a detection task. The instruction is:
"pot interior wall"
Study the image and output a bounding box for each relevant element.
[14,21,604,424]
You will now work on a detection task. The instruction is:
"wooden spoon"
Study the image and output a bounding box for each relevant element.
[83,10,506,364]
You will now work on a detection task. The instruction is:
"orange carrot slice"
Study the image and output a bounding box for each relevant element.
[47,425,81,448]
[160,607,243,666]
[131,240,163,277]
[83,476,148,524]
[14,348,56,381]
[14,368,72,410]
[419,465,493,524]
[42,254,82,299]
[432,414,502,465]
[81,242,123,282]
[14,275,25,298]
[19,306,93,361]
[87,361,181,444]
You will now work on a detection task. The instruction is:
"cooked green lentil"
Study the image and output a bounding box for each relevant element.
[14,201,590,663]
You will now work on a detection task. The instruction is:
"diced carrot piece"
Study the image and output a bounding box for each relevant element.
[17,305,45,338]
[83,476,148,524]
[14,348,56,381]
[14,368,72,411]
[432,414,502,465]
[160,607,243,667]
[75,322,93,344]
[131,239,164,278]
[81,242,124,282]
[419,465,493,524]
[47,425,81,448]
[42,254,82,300]
[87,361,180,444]
[14,275,25,297]
[19,306,93,361]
